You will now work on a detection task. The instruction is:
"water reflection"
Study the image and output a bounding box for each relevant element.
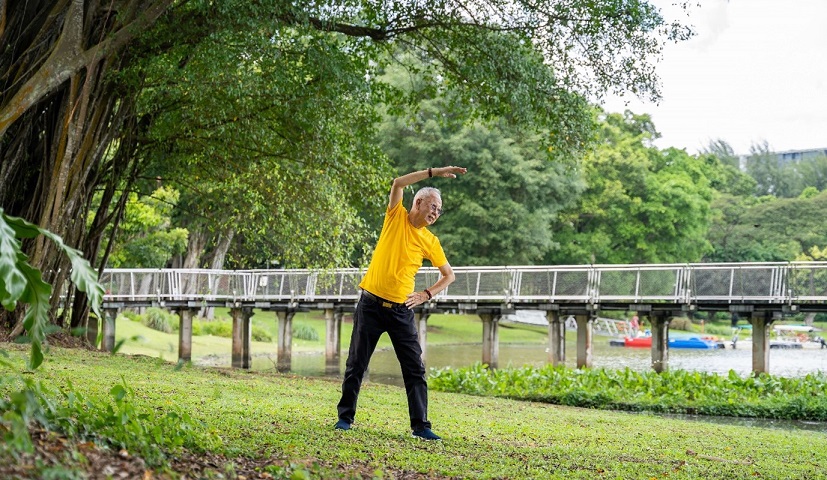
[240,338,827,382]
[651,412,827,433]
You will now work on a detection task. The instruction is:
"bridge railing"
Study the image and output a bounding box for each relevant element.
[99,262,827,306]
[787,262,827,301]
[687,263,788,303]
[591,264,686,304]
[101,269,249,301]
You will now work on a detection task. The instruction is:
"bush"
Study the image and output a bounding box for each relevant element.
[252,326,273,342]
[189,320,271,341]
[429,363,827,421]
[197,320,232,338]
[292,323,318,341]
[703,324,735,336]
[669,317,693,331]
[141,308,178,333]
[0,370,219,466]
[120,310,141,322]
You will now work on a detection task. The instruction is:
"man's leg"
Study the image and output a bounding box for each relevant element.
[337,300,383,425]
[386,306,430,431]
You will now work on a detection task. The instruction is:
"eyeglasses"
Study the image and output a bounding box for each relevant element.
[429,203,444,217]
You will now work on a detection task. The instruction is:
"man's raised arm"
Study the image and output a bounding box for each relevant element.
[389,166,467,209]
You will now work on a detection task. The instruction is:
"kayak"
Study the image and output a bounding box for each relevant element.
[620,336,722,349]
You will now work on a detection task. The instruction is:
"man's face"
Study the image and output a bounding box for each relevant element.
[418,195,443,225]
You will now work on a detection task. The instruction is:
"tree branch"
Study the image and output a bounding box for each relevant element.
[0,0,175,137]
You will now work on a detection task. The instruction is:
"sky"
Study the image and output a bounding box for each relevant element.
[602,0,827,156]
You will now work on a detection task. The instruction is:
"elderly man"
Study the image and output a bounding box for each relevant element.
[335,166,467,441]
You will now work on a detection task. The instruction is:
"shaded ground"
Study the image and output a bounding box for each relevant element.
[0,427,444,479]
[0,328,95,351]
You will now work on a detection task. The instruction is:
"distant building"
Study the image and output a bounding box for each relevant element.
[776,148,827,166]
[739,147,827,170]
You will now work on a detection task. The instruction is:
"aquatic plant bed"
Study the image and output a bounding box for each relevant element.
[429,362,827,420]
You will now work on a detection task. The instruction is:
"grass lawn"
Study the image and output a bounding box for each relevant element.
[1,345,825,479]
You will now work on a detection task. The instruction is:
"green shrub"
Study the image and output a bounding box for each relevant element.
[429,363,827,421]
[703,323,735,336]
[141,307,177,333]
[669,316,693,331]
[57,380,220,465]
[120,310,141,322]
[251,326,273,342]
[197,320,233,338]
[189,319,271,341]
[292,323,318,341]
[0,370,220,466]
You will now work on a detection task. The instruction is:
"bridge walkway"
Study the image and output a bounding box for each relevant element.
[95,262,827,375]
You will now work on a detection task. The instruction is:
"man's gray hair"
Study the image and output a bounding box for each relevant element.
[414,186,441,202]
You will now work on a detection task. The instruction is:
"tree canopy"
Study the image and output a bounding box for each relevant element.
[1,0,693,328]
[706,191,827,262]
[548,110,714,264]
[380,98,584,266]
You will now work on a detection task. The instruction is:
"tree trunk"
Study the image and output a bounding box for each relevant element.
[209,229,235,270]
[0,0,164,332]
[804,312,816,327]
[180,227,209,295]
[183,229,209,269]
[200,228,235,319]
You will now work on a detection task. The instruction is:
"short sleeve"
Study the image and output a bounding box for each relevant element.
[427,236,448,268]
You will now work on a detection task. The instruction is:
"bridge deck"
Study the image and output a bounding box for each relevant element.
[90,263,827,376]
[100,262,827,314]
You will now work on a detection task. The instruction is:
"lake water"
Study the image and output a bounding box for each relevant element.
[235,337,827,383]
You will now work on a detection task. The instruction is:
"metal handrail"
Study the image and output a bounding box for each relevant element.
[98,262,827,305]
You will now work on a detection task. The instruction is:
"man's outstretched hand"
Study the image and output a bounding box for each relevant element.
[433,166,467,178]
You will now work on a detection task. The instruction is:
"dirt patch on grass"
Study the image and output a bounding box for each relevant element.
[0,428,452,479]
[0,325,97,351]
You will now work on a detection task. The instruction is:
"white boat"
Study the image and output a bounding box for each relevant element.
[772,325,826,350]
[728,325,827,350]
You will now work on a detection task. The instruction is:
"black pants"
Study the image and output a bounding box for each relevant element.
[337,291,431,431]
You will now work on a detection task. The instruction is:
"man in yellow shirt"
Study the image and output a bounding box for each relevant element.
[335,166,467,441]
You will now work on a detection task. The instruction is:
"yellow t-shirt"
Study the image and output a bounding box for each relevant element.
[359,202,448,303]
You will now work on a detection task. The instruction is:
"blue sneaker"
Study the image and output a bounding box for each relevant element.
[412,428,441,441]
[334,420,351,431]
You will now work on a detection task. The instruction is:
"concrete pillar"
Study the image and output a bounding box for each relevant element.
[177,308,195,363]
[102,308,119,352]
[750,314,773,375]
[231,307,253,369]
[574,314,593,369]
[480,313,500,368]
[86,313,99,348]
[324,309,342,373]
[547,311,565,366]
[276,310,296,372]
[650,313,670,373]
[416,312,430,362]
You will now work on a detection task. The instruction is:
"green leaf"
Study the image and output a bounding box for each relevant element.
[1,209,105,369]
[3,210,104,319]
[110,384,128,402]
[0,211,27,310]
[17,258,51,370]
